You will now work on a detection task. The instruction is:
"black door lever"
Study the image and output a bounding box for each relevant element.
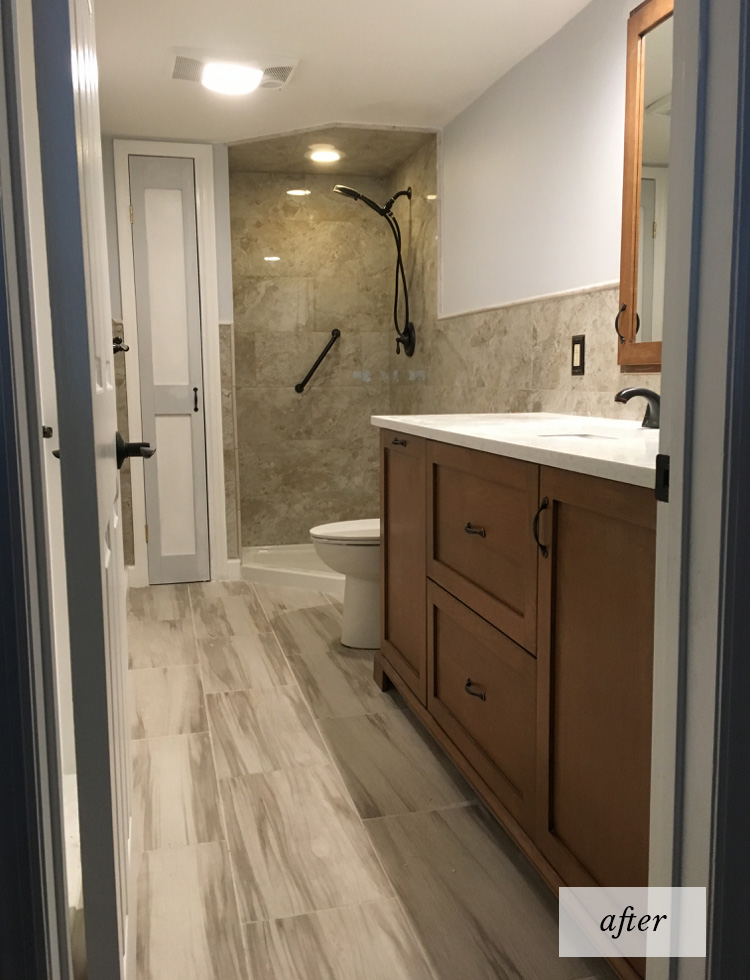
[113,336,129,353]
[116,432,155,470]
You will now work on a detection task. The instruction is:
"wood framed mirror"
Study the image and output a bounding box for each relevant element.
[617,0,674,371]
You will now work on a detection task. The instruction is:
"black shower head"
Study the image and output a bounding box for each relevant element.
[333,184,361,200]
[333,184,385,215]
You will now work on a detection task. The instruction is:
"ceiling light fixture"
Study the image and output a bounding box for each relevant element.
[307,144,341,163]
[287,189,311,196]
[201,62,263,96]
[264,256,281,262]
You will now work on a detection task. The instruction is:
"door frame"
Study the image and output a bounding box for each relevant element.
[648,0,750,977]
[113,140,230,586]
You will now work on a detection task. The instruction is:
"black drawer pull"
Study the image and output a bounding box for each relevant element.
[392,437,407,447]
[464,678,486,701]
[533,497,549,558]
[464,522,486,538]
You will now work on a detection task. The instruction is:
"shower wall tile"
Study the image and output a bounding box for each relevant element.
[219,323,241,561]
[230,169,395,547]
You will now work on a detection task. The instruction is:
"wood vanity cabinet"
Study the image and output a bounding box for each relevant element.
[379,430,428,703]
[378,433,657,980]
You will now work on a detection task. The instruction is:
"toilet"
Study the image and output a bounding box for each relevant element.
[310,519,380,648]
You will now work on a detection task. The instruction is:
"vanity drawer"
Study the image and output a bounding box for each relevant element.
[427,441,539,652]
[427,581,536,831]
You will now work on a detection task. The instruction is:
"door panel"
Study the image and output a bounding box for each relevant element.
[129,156,209,584]
[536,466,656,895]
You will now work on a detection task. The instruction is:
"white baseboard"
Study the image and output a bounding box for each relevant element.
[127,560,243,586]
[126,564,148,588]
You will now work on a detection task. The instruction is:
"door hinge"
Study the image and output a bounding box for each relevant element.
[652,220,657,239]
[145,524,149,543]
[655,453,670,502]
[130,204,134,224]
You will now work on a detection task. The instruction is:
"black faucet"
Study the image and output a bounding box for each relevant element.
[614,387,661,429]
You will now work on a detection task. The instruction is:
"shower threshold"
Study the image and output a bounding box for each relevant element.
[241,544,345,598]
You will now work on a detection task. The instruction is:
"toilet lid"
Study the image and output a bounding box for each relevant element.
[310,518,380,544]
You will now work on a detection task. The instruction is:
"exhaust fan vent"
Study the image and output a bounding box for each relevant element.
[172,56,204,82]
[172,57,296,90]
[260,66,294,89]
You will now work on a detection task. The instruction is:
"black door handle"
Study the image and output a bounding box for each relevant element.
[116,432,156,470]
[113,336,129,354]
[464,522,486,538]
[392,437,407,447]
[464,678,486,701]
[533,497,549,558]
[193,387,199,412]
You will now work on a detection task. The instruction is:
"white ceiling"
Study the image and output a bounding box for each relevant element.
[95,0,592,143]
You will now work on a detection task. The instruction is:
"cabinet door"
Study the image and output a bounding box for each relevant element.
[536,466,656,890]
[427,442,540,652]
[427,582,536,831]
[380,430,427,703]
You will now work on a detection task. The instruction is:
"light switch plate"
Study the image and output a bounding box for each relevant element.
[571,335,585,376]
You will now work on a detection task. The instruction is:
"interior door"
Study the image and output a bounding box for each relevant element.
[129,156,209,585]
[32,0,132,974]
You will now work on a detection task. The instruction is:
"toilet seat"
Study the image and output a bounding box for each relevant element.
[310,518,380,546]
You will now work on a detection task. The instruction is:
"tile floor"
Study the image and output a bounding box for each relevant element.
[127,580,615,980]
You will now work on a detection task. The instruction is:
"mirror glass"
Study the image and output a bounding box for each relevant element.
[637,16,672,343]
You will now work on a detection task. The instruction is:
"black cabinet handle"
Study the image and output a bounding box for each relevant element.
[464,678,486,701]
[464,522,486,538]
[614,304,627,345]
[614,303,640,345]
[392,437,407,447]
[193,387,199,412]
[533,497,549,558]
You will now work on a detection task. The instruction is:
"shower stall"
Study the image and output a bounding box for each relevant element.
[225,127,437,591]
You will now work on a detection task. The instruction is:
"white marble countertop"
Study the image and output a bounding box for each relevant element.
[371,413,659,488]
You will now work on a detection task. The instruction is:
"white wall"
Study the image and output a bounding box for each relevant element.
[101,138,234,324]
[102,137,122,321]
[440,0,632,317]
[212,144,234,324]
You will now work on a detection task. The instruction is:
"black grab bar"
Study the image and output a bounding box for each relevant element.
[294,329,341,393]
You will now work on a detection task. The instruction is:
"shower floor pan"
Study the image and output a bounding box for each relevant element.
[241,544,345,598]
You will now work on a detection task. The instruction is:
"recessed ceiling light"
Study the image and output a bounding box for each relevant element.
[264,256,281,262]
[201,62,263,96]
[287,189,311,196]
[307,143,341,163]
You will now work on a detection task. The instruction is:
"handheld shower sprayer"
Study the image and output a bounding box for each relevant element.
[333,184,416,357]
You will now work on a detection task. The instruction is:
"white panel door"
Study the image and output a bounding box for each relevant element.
[129,156,210,584]
[32,0,132,973]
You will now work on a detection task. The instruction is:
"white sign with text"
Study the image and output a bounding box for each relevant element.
[559,887,706,959]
